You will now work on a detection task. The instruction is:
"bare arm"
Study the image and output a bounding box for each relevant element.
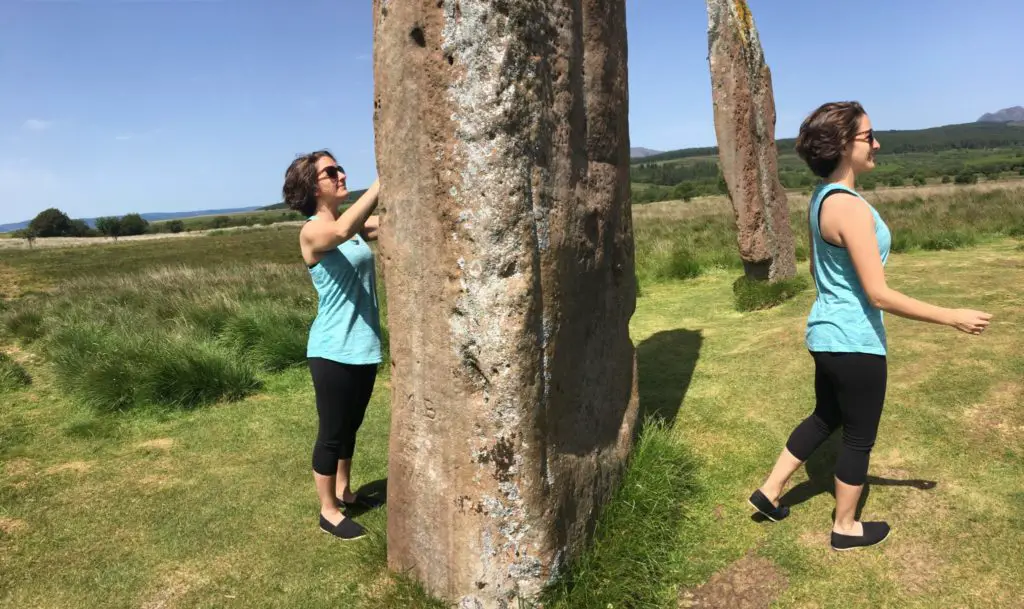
[302,180,380,253]
[360,215,380,242]
[830,195,992,334]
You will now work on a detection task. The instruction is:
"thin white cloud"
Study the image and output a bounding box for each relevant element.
[23,119,53,131]
[113,128,163,142]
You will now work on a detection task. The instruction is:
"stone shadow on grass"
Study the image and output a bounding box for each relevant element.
[343,478,388,517]
[754,434,937,522]
[636,329,703,433]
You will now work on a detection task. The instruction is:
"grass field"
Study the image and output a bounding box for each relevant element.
[1,188,1022,608]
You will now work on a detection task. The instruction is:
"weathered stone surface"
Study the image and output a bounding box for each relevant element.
[707,0,796,282]
[372,1,638,607]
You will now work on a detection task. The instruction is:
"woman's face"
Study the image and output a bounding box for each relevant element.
[314,156,349,209]
[847,114,881,175]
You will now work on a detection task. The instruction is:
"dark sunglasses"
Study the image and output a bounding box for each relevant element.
[855,129,875,145]
[318,165,346,181]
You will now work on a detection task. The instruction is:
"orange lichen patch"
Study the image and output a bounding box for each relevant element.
[733,0,755,41]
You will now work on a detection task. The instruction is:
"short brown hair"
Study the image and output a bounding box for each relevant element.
[282,149,335,216]
[794,102,866,178]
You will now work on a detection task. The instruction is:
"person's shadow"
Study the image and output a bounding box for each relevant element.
[635,329,703,435]
[753,434,937,522]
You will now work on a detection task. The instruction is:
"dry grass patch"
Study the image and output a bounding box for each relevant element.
[137,438,175,451]
[0,516,28,535]
[44,460,94,475]
[678,551,789,609]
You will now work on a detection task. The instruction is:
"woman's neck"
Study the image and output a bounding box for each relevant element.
[316,202,341,220]
[828,165,856,190]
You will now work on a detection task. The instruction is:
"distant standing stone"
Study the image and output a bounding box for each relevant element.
[707,0,797,282]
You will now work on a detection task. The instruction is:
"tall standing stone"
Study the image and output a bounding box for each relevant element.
[372,1,638,607]
[707,0,796,282]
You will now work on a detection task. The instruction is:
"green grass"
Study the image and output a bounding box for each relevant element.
[0,351,31,392]
[1,189,1022,607]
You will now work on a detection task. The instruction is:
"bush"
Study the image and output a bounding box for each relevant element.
[913,175,927,187]
[0,352,32,392]
[167,220,185,234]
[28,208,73,237]
[119,213,150,236]
[955,172,978,184]
[732,275,809,312]
[942,175,951,184]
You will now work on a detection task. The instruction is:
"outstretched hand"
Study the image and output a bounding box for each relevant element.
[950,309,992,335]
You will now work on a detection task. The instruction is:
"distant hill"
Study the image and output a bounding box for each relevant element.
[978,106,1024,123]
[630,147,665,159]
[0,206,263,234]
[632,121,1024,165]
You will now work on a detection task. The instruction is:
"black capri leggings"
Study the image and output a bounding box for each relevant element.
[308,357,378,476]
[785,351,887,486]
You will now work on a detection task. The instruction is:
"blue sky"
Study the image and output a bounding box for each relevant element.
[2,0,1022,225]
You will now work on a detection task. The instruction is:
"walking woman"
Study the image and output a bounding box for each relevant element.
[283,150,384,541]
[747,102,992,550]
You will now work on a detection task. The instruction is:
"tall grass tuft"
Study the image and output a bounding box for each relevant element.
[0,351,31,392]
[733,275,810,312]
[540,419,700,608]
[1,264,314,411]
[219,302,309,372]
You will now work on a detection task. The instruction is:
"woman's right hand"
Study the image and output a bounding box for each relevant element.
[949,309,993,335]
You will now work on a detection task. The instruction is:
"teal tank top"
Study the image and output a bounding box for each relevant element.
[805,183,892,356]
[305,218,382,365]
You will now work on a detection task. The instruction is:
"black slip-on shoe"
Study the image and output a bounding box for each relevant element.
[338,494,385,510]
[831,521,890,551]
[319,514,367,541]
[748,489,790,522]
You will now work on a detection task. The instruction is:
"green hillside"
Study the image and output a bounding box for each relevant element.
[631,122,1024,203]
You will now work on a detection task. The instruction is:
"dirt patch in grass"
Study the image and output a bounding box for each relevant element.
[0,516,27,535]
[137,438,175,451]
[4,458,35,477]
[678,551,788,608]
[886,538,945,596]
[963,381,1023,443]
[45,460,94,475]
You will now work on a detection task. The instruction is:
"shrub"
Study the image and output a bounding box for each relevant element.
[0,352,31,392]
[732,275,809,312]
